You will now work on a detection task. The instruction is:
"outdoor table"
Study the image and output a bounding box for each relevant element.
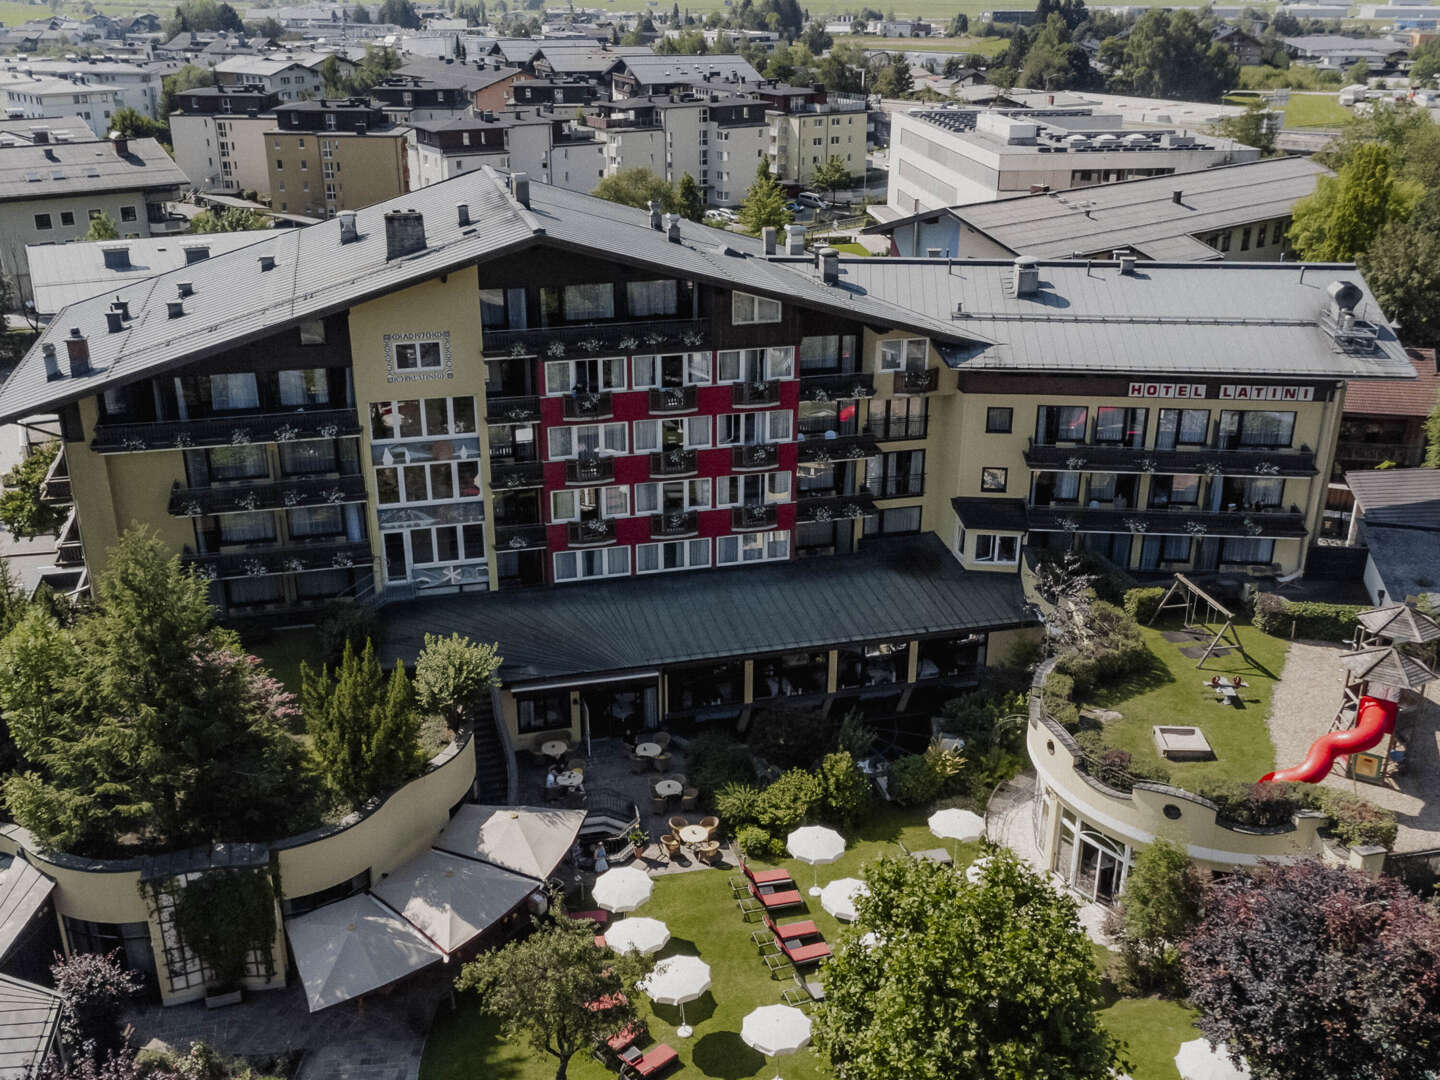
[1215,686,1238,700]
[541,739,569,759]
[678,824,708,846]
[654,778,684,798]
[556,770,585,788]
[635,741,663,758]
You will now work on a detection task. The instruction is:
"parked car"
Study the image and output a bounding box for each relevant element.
[797,191,826,208]
[704,208,738,223]
[784,200,805,213]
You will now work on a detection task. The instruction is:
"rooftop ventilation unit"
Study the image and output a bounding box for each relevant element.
[1012,255,1040,297]
[42,343,61,381]
[383,209,427,261]
[65,327,90,374]
[100,244,130,270]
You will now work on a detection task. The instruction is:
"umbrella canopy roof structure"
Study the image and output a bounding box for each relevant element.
[819,877,868,922]
[285,894,442,1012]
[593,867,654,913]
[435,805,586,879]
[741,1004,813,1057]
[786,826,845,866]
[929,807,985,844]
[1337,646,1437,690]
[370,850,536,956]
[640,955,711,1005]
[604,916,670,956]
[1174,1039,1251,1080]
[1355,604,1440,644]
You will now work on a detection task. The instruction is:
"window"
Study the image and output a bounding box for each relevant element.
[1220,537,1275,564]
[541,282,615,324]
[1093,406,1147,447]
[279,438,350,476]
[986,407,1012,434]
[1156,408,1209,449]
[120,205,136,222]
[716,410,792,445]
[479,286,527,330]
[408,524,485,565]
[799,334,856,374]
[545,356,626,394]
[547,422,628,458]
[60,211,74,226]
[878,338,927,372]
[288,505,344,538]
[981,467,1007,492]
[634,416,711,451]
[375,460,480,504]
[1217,410,1295,450]
[1140,534,1192,565]
[369,397,476,440]
[393,340,443,371]
[872,397,928,440]
[974,533,1020,564]
[298,320,327,346]
[33,213,52,229]
[205,445,269,482]
[635,478,711,513]
[208,372,260,411]
[1218,231,1231,252]
[1240,226,1251,251]
[732,291,781,324]
[637,538,711,573]
[217,510,276,543]
[715,471,790,507]
[716,529,789,564]
[1149,474,1202,508]
[88,209,102,221]
[1257,223,1267,247]
[278,368,330,406]
[869,450,925,498]
[863,505,922,536]
[550,485,629,522]
[632,353,710,389]
[516,690,570,733]
[553,546,630,582]
[625,279,678,317]
[716,348,793,383]
[1035,405,1088,444]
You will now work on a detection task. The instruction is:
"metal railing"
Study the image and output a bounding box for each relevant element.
[567,519,617,546]
[649,449,698,478]
[650,510,699,538]
[565,456,615,485]
[731,444,780,471]
[490,460,545,490]
[181,540,373,580]
[799,372,875,401]
[92,409,361,454]
[168,475,367,517]
[648,386,698,413]
[732,380,781,408]
[562,392,614,421]
[732,504,778,531]
[797,434,878,464]
[494,523,548,551]
[895,368,939,394]
[480,318,709,359]
[485,394,542,423]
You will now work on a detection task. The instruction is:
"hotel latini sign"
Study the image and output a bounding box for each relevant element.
[1127,382,1316,402]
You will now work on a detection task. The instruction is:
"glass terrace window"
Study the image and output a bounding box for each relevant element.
[1216,410,1296,450]
[479,286,527,329]
[1093,406,1147,447]
[1035,405,1088,445]
[554,546,630,582]
[369,397,476,440]
[868,450,925,498]
[634,416,711,452]
[636,478,711,514]
[871,397,927,440]
[878,338,927,373]
[716,529,789,564]
[550,485,629,522]
[732,291,781,324]
[188,445,269,484]
[278,368,330,406]
[374,460,480,505]
[540,282,615,324]
[626,279,679,317]
[717,348,793,383]
[545,357,626,395]
[1156,408,1209,449]
[636,538,710,574]
[798,334,856,374]
[974,533,1019,564]
[1148,474,1202,508]
[716,410,792,445]
[632,353,711,389]
[715,471,789,507]
[547,422,627,458]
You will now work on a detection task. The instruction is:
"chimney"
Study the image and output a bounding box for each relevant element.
[258,254,276,271]
[383,209,427,261]
[109,131,127,157]
[761,225,776,255]
[105,309,124,333]
[818,246,839,285]
[338,209,358,243]
[111,297,130,319]
[183,244,210,263]
[176,281,193,298]
[1012,255,1040,297]
[100,243,130,270]
[1118,255,1137,276]
[29,125,48,144]
[666,214,681,243]
[648,200,662,230]
[1172,189,1183,204]
[64,327,90,374]
[167,300,185,318]
[42,343,61,381]
[510,171,530,209]
[456,201,470,226]
[785,223,805,255]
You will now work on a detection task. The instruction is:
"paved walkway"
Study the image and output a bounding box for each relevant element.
[1268,639,1440,853]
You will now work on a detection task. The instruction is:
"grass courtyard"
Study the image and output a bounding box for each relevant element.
[1082,619,1288,788]
[1283,93,1352,130]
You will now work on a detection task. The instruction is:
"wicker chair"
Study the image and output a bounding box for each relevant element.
[650,794,668,815]
[651,731,672,750]
[680,787,699,812]
[694,840,721,865]
[651,752,671,772]
[699,816,720,841]
[566,756,586,772]
[660,834,682,862]
[668,816,689,835]
[629,753,650,774]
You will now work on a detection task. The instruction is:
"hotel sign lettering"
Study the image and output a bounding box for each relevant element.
[1128,382,1315,402]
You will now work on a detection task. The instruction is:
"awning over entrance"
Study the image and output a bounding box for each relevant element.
[371,850,536,956]
[285,894,443,1013]
[0,974,61,1079]
[0,856,54,967]
[436,805,585,880]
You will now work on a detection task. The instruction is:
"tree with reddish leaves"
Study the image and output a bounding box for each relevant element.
[1181,861,1440,1080]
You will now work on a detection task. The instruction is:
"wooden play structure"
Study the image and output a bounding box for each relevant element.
[1149,574,1249,669]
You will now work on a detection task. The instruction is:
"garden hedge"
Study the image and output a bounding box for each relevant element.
[1251,592,1365,642]
[1123,586,1167,624]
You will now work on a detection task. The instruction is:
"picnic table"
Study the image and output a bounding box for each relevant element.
[678,824,708,846]
[556,769,585,788]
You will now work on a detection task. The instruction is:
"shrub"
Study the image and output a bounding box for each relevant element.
[748,706,839,770]
[1114,837,1203,997]
[687,733,757,800]
[1052,600,1152,696]
[939,687,1029,753]
[413,632,500,729]
[816,751,872,827]
[1072,731,1171,792]
[1315,789,1399,849]
[891,753,945,806]
[735,824,784,860]
[755,768,823,834]
[1192,779,1313,828]
[1251,592,1364,642]
[1123,586,1166,624]
[714,782,763,828]
[1040,670,1079,729]
[1032,547,1136,604]
[834,709,877,761]
[316,599,377,665]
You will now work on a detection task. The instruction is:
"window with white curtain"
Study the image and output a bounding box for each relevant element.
[626,279,678,317]
[218,510,276,543]
[732,291,780,324]
[553,546,629,582]
[716,529,789,564]
[287,506,344,538]
[1220,538,1275,564]
[544,357,626,395]
[635,478,711,514]
[209,373,259,411]
[1156,409,1210,449]
[208,445,269,482]
[878,338,927,372]
[633,416,711,452]
[278,368,330,406]
[636,539,710,573]
[550,485,629,522]
[974,534,1020,564]
[548,422,628,459]
[716,410,792,445]
[278,440,338,476]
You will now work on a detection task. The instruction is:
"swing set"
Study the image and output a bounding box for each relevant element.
[1149,574,1249,669]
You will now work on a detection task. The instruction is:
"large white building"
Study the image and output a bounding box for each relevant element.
[212,53,339,102]
[0,73,123,138]
[0,59,164,120]
[885,107,1259,215]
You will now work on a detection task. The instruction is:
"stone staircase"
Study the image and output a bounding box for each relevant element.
[469,692,511,805]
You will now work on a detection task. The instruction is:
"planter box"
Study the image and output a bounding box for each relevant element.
[204,988,243,1009]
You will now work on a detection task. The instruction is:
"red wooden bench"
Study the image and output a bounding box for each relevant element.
[621,1044,679,1078]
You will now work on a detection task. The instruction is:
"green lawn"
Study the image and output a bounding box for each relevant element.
[846,34,1010,57]
[244,629,327,697]
[1283,94,1352,130]
[1082,620,1288,788]
[1099,997,1200,1080]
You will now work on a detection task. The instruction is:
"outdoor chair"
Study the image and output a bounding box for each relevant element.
[566,756,586,772]
[606,1022,645,1058]
[699,815,720,840]
[730,855,793,898]
[630,753,650,774]
[751,913,822,952]
[764,934,832,976]
[782,970,826,1010]
[651,731,672,750]
[694,840,720,865]
[738,880,804,920]
[621,1043,679,1079]
[668,816,689,835]
[660,834,682,862]
[680,788,699,812]
[898,839,951,865]
[651,752,672,772]
[650,794,667,815]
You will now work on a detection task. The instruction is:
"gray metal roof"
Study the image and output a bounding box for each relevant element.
[871,157,1328,261]
[614,54,762,84]
[1361,526,1440,609]
[834,257,1414,380]
[0,856,52,967]
[376,534,1033,684]
[0,975,60,1080]
[0,137,187,203]
[1348,468,1440,529]
[1355,604,1440,644]
[951,497,1029,532]
[0,115,95,144]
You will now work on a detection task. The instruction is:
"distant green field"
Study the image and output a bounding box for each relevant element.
[847,34,1009,56]
[1284,92,1352,129]
[647,0,1235,17]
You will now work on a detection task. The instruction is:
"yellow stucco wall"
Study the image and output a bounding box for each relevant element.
[266,131,407,218]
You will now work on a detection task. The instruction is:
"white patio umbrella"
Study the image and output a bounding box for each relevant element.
[641,954,711,1039]
[965,855,994,885]
[928,807,985,862]
[786,826,845,896]
[592,867,653,913]
[819,877,868,922]
[604,916,670,956]
[1174,1039,1251,1080]
[741,1004,812,1080]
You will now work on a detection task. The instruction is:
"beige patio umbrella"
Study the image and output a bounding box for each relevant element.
[641,954,711,1038]
[928,807,985,862]
[435,805,586,879]
[786,826,845,896]
[741,1003,812,1080]
[593,866,654,913]
[370,849,536,956]
[285,894,442,1013]
[1174,1039,1251,1080]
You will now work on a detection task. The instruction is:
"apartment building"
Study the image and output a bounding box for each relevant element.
[886,107,1259,214]
[610,55,762,99]
[757,83,867,190]
[408,110,603,194]
[0,72,122,137]
[264,100,409,218]
[0,58,164,119]
[170,85,281,195]
[370,74,475,126]
[212,53,342,101]
[0,169,1412,753]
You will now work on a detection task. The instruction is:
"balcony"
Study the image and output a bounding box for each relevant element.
[168,475,367,517]
[39,448,70,504]
[732,380,781,408]
[490,460,545,490]
[91,409,362,454]
[797,434,878,465]
[480,318,710,359]
[568,518,617,546]
[181,540,373,580]
[799,372,876,402]
[486,394,542,424]
[649,448,698,478]
[562,391,614,421]
[650,509,699,539]
[56,509,83,567]
[894,368,940,395]
[796,493,876,524]
[1023,440,1318,478]
[1025,505,1308,539]
[565,456,615,485]
[494,522,548,551]
[648,386,698,414]
[732,504,779,531]
[732,444,780,471]
[1335,441,1420,468]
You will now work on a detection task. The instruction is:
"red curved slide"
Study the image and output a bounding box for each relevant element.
[1260,695,1398,783]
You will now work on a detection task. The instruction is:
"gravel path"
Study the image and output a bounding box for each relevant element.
[1268,640,1440,853]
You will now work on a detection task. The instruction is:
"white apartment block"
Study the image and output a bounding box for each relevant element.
[767,103,867,189]
[171,110,275,194]
[0,74,122,137]
[0,59,163,119]
[212,55,332,102]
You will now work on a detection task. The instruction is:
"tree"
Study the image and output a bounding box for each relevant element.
[376,0,421,27]
[1361,208,1440,348]
[1213,97,1276,156]
[187,207,268,233]
[160,63,215,116]
[815,40,868,94]
[84,213,119,241]
[107,106,166,142]
[814,851,1125,1080]
[873,53,914,97]
[302,639,420,809]
[0,440,65,540]
[1107,10,1238,102]
[352,3,371,22]
[1017,12,1090,91]
[1426,389,1440,467]
[1290,142,1420,261]
[49,951,142,1063]
[1112,837,1202,995]
[949,12,968,35]
[1346,59,1370,86]
[456,916,652,1080]
[413,632,501,730]
[0,530,311,855]
[245,15,285,38]
[738,158,793,235]
[591,167,678,212]
[675,172,703,221]
[811,155,851,204]
[1412,37,1440,84]
[1182,861,1440,1080]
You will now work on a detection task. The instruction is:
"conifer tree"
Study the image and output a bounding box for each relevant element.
[739,159,792,235]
